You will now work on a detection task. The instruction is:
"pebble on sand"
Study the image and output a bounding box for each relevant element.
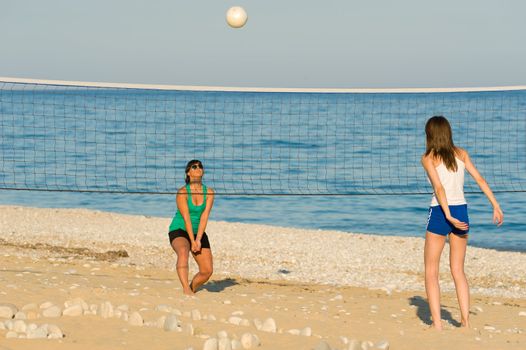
[155,304,172,313]
[375,340,390,350]
[6,331,18,338]
[63,304,83,316]
[164,314,180,331]
[300,327,312,337]
[0,303,18,319]
[228,316,243,325]
[313,340,332,350]
[347,339,362,350]
[27,325,48,339]
[218,337,232,350]
[65,298,89,311]
[217,330,229,339]
[39,301,54,310]
[253,318,262,330]
[192,309,202,321]
[184,323,195,336]
[240,332,261,349]
[99,301,114,318]
[13,319,27,333]
[42,305,62,318]
[203,337,218,350]
[128,311,144,326]
[260,318,277,333]
[21,303,38,311]
[287,329,301,335]
[14,311,27,319]
[231,339,243,350]
[47,323,64,339]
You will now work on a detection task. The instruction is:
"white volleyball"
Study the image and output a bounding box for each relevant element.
[226,6,248,28]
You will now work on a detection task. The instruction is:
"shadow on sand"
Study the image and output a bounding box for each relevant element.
[409,295,461,327]
[201,278,238,292]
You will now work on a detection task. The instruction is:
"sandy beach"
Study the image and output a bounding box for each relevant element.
[0,205,525,349]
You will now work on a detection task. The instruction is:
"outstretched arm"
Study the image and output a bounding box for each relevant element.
[421,155,469,230]
[459,149,503,226]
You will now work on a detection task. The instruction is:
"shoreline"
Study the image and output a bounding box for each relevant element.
[1,192,523,253]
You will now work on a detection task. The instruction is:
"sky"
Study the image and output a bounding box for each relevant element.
[1,0,525,88]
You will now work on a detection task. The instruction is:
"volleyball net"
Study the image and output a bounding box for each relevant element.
[1,78,525,195]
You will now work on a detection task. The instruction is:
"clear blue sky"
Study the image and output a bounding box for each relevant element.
[1,0,525,88]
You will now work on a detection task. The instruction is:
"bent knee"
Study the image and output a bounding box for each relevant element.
[200,267,213,279]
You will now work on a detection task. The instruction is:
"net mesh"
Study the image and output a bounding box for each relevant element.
[1,79,525,195]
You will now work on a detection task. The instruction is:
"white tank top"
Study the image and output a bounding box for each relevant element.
[430,157,466,206]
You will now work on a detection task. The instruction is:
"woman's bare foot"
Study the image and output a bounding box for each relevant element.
[183,279,197,295]
[431,322,443,331]
[182,280,195,295]
[461,319,470,328]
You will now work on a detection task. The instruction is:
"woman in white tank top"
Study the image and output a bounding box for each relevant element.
[421,116,503,331]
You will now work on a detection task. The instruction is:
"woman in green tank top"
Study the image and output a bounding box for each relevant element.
[168,160,215,295]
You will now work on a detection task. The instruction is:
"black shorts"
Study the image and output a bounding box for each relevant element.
[168,229,211,249]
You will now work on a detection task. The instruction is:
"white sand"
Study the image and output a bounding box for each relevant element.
[1,205,525,350]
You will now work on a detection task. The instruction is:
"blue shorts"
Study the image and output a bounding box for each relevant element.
[426,204,469,236]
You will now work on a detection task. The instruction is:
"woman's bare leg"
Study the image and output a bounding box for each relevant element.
[171,237,193,295]
[424,231,446,330]
[449,233,470,327]
[190,248,213,292]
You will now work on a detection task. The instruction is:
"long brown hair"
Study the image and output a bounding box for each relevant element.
[425,116,458,171]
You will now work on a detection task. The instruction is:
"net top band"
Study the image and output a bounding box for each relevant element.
[1,76,525,94]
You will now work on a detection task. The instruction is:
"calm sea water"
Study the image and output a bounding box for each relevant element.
[0,86,525,251]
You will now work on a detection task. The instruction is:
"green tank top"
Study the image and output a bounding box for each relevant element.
[169,184,207,234]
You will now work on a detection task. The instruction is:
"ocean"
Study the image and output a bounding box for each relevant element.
[0,85,525,251]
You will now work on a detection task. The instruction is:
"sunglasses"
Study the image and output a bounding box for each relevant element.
[190,164,203,170]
